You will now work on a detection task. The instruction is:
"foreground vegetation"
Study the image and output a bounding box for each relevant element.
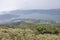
[0,23,60,40]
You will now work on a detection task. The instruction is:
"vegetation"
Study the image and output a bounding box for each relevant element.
[0,23,60,40]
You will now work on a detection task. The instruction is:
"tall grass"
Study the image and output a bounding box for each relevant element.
[0,24,60,40]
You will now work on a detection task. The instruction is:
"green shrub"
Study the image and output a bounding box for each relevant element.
[36,25,47,34]
[36,24,60,34]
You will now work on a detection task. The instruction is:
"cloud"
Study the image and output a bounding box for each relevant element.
[17,0,60,9]
[0,0,18,12]
[0,0,60,12]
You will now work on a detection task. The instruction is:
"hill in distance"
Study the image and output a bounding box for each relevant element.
[0,9,60,24]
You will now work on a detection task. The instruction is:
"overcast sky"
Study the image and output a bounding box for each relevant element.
[0,0,60,12]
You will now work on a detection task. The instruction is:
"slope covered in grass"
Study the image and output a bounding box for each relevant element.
[0,23,60,40]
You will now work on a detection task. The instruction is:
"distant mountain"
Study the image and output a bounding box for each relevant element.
[9,9,60,15]
[0,9,60,24]
[3,19,56,25]
[0,14,19,20]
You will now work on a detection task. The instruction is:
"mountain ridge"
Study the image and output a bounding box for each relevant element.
[0,9,60,24]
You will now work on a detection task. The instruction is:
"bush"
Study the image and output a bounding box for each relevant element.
[36,24,47,34]
[36,24,60,34]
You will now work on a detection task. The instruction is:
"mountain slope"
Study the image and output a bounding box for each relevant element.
[0,9,60,24]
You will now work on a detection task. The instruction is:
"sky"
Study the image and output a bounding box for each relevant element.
[0,0,60,12]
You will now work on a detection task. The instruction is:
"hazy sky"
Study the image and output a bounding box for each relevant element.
[0,0,60,12]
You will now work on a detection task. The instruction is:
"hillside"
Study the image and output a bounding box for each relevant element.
[0,23,60,40]
[0,9,60,24]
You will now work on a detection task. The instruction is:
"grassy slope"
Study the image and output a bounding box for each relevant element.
[0,23,60,40]
[0,28,60,40]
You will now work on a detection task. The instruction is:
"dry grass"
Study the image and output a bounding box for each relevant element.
[0,28,60,40]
